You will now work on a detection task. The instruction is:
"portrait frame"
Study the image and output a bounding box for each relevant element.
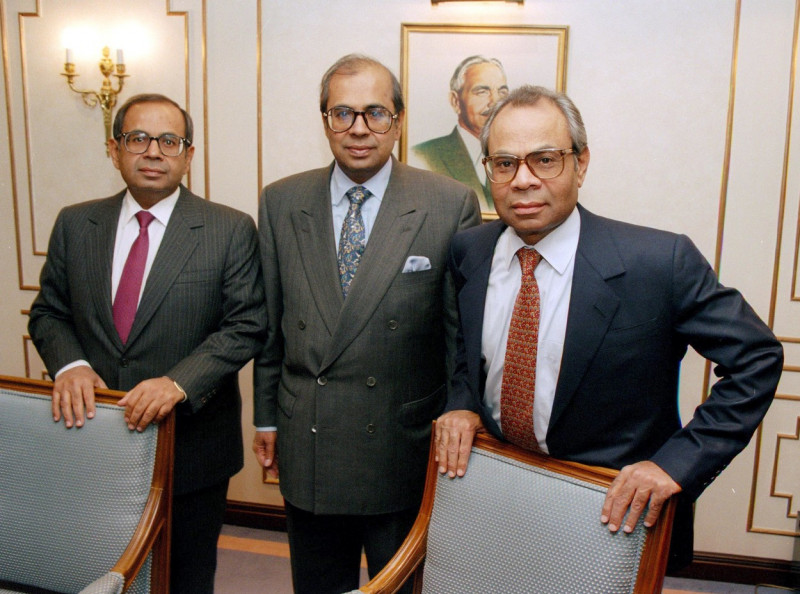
[400,23,569,218]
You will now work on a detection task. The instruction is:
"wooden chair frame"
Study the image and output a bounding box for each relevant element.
[359,422,676,594]
[0,375,175,593]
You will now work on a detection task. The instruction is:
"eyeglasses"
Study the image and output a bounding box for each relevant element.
[483,148,575,184]
[323,106,398,134]
[118,130,191,157]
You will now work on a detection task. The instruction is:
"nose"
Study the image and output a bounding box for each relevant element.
[144,137,163,158]
[349,112,370,135]
[511,158,542,190]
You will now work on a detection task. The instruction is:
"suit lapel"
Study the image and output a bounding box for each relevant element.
[320,162,427,370]
[291,167,344,336]
[125,186,201,347]
[549,206,623,430]
[87,192,126,349]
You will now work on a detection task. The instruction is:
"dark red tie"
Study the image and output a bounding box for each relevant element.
[113,211,155,344]
[500,247,542,451]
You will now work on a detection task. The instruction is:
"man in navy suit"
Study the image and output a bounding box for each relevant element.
[435,85,783,569]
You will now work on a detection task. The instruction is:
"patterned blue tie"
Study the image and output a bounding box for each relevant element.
[338,185,371,297]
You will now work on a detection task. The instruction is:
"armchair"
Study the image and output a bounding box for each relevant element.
[0,375,174,594]
[353,422,676,594]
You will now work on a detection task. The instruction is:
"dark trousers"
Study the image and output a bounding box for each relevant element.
[285,500,417,594]
[170,479,230,594]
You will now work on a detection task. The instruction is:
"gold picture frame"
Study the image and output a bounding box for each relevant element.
[400,23,569,217]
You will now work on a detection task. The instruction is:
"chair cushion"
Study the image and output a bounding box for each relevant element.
[0,390,156,593]
[422,448,648,594]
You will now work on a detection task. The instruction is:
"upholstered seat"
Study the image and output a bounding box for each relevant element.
[350,423,675,594]
[0,376,174,594]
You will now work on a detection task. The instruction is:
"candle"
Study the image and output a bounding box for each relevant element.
[65,48,73,64]
[116,49,124,65]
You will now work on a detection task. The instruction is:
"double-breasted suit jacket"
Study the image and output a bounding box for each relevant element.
[446,204,783,561]
[29,186,267,495]
[254,159,480,515]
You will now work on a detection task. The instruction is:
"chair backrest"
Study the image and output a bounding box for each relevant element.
[0,376,174,594]
[356,424,675,594]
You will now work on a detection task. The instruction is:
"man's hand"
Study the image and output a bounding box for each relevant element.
[435,410,485,478]
[601,461,682,533]
[52,365,107,428]
[252,431,279,480]
[117,377,184,432]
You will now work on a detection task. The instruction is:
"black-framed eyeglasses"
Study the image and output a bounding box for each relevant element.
[323,106,398,134]
[483,148,576,184]
[118,130,191,157]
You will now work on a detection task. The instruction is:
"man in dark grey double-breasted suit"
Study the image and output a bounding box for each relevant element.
[252,54,481,593]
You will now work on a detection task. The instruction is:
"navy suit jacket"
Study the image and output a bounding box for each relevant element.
[446,204,783,565]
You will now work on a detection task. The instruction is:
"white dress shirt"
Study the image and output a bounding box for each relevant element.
[482,207,580,452]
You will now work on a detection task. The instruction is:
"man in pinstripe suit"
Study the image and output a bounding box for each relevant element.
[28,94,267,594]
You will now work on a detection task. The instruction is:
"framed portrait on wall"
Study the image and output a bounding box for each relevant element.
[400,23,569,216]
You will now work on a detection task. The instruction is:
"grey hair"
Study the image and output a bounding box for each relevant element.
[480,85,587,156]
[319,54,404,114]
[112,93,193,144]
[450,55,506,93]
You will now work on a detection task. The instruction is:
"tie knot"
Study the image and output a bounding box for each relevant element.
[346,185,371,206]
[135,210,156,229]
[517,247,541,276]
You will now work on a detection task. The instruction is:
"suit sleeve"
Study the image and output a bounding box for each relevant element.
[252,186,284,427]
[444,190,481,393]
[649,234,783,499]
[167,213,267,410]
[28,210,90,375]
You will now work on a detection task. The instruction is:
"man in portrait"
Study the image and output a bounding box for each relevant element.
[412,55,509,211]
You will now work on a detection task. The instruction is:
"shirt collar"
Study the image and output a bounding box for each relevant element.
[499,206,581,275]
[331,158,392,208]
[121,188,180,227]
[457,125,484,168]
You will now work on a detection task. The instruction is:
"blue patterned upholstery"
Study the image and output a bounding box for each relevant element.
[0,377,172,594]
[353,426,675,594]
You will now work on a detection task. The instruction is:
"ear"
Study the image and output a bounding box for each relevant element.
[108,138,122,170]
[449,90,461,115]
[575,146,590,187]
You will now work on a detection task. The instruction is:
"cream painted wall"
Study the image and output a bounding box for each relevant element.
[1,0,798,564]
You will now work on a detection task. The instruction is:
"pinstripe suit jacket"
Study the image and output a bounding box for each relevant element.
[254,158,481,515]
[28,185,267,495]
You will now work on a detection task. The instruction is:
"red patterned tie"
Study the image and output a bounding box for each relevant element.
[113,211,155,344]
[500,247,542,451]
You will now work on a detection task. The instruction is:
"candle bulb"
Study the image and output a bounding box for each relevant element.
[116,49,124,65]
[65,48,73,64]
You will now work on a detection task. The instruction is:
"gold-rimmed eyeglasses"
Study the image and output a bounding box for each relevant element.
[483,148,575,184]
[118,130,191,157]
[323,106,398,134]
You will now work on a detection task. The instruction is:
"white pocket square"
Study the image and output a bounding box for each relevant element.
[402,256,431,273]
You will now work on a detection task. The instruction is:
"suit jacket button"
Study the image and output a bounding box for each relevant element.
[388,320,399,330]
[311,425,318,434]
[366,377,376,387]
[119,358,129,367]
[317,376,327,386]
[366,424,376,434]
[298,320,306,330]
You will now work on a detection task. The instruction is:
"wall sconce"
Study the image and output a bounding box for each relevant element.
[61,46,129,152]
